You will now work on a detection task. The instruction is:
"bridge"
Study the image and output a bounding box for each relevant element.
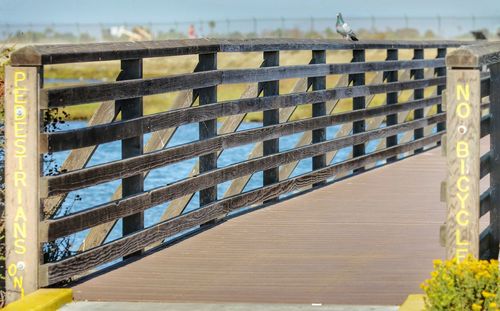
[3,39,500,309]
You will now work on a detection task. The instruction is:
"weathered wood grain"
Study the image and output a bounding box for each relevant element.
[78,90,197,251]
[262,51,280,202]
[351,49,365,172]
[4,66,41,302]
[311,50,327,186]
[385,49,398,162]
[44,76,446,152]
[11,39,465,66]
[487,62,500,258]
[197,53,218,208]
[445,69,481,261]
[41,133,441,285]
[446,41,500,68]
[119,59,144,259]
[435,48,447,133]
[412,49,425,153]
[43,114,444,241]
[41,59,445,108]
[43,96,442,196]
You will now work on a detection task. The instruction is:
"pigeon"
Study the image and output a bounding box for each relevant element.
[336,13,358,41]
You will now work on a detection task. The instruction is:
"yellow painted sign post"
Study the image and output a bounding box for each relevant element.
[445,69,481,261]
[4,66,41,303]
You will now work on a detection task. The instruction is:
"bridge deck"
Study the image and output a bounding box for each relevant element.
[71,142,487,306]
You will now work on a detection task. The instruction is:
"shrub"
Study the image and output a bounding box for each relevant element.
[421,256,500,310]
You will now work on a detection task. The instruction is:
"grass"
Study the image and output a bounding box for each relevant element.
[43,49,439,122]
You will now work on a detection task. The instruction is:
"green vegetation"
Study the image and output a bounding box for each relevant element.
[421,257,500,310]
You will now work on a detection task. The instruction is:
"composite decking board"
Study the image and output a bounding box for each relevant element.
[71,140,489,305]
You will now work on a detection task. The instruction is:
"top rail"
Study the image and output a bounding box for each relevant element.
[11,38,469,66]
[446,41,500,68]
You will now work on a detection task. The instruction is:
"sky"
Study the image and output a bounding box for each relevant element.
[0,0,499,24]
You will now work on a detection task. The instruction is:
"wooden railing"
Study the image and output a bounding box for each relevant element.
[443,41,500,262]
[4,39,471,302]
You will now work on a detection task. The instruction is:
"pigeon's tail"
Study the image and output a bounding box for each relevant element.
[350,35,359,41]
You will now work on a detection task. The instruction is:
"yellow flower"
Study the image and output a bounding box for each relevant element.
[482,290,495,298]
[472,303,482,311]
[489,302,497,308]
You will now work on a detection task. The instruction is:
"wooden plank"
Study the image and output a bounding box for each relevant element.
[277,74,351,182]
[222,76,311,200]
[4,66,41,302]
[44,76,447,152]
[311,50,326,187]
[435,48,447,133]
[11,39,465,66]
[488,62,500,258]
[78,90,197,251]
[41,59,445,108]
[197,53,218,208]
[68,140,460,306]
[445,69,481,262]
[413,49,425,153]
[385,49,398,163]
[42,100,117,217]
[322,68,435,179]
[43,96,442,196]
[351,49,365,173]
[119,59,144,259]
[42,70,126,219]
[262,51,280,202]
[41,133,441,285]
[43,114,444,241]
[446,41,500,68]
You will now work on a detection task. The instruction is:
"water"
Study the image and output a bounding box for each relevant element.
[46,120,392,254]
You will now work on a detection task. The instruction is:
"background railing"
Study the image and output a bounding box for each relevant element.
[2,15,500,43]
[4,38,470,302]
[443,41,500,262]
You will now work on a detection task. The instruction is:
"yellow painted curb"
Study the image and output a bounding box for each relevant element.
[399,294,426,311]
[3,289,73,311]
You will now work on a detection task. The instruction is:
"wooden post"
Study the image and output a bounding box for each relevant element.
[351,49,365,172]
[413,49,425,153]
[263,51,279,201]
[4,66,42,302]
[488,63,500,258]
[435,48,447,133]
[445,68,481,262]
[385,49,398,163]
[311,50,326,186]
[198,53,218,207]
[118,59,144,259]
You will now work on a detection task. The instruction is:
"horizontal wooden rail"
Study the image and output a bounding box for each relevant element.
[42,113,445,240]
[40,133,441,285]
[43,96,443,195]
[12,39,467,66]
[41,59,445,108]
[43,74,490,153]
[43,76,446,153]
